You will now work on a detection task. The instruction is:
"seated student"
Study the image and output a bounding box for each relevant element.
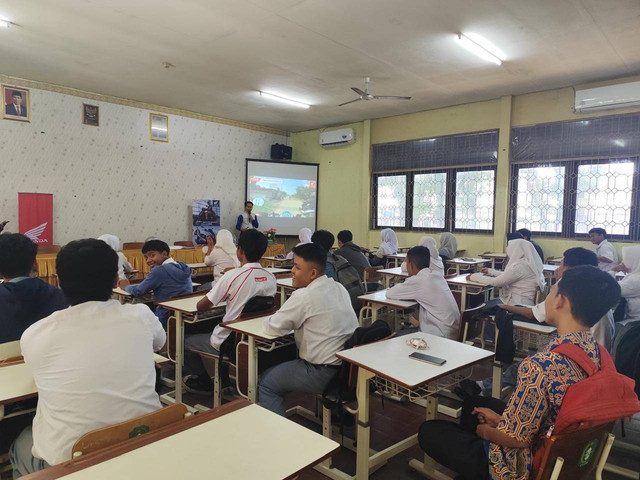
[285,227,313,260]
[419,266,621,480]
[516,228,544,262]
[334,230,371,280]
[470,239,545,306]
[10,239,165,477]
[259,243,358,415]
[401,236,444,275]
[118,239,193,327]
[613,245,640,325]
[438,232,458,260]
[203,229,240,283]
[311,229,337,279]
[98,234,134,280]
[387,246,459,339]
[0,233,67,344]
[182,229,276,394]
[370,228,398,266]
[589,227,619,271]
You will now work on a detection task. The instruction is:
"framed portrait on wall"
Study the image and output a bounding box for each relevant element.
[150,113,169,142]
[2,85,30,122]
[82,103,99,126]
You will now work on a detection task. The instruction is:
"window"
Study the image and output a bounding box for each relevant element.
[455,169,495,231]
[375,175,406,227]
[515,166,565,233]
[575,162,634,235]
[412,172,447,229]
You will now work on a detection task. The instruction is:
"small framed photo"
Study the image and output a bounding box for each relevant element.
[2,85,30,122]
[82,103,99,126]
[150,113,169,142]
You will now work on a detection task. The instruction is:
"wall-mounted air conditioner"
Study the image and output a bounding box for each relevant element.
[574,81,640,113]
[319,128,355,148]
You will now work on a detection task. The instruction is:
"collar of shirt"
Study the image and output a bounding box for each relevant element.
[304,274,331,291]
[8,276,29,283]
[162,257,177,265]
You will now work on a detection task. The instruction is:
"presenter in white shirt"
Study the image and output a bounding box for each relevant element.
[10,239,165,478]
[589,227,619,272]
[259,243,358,415]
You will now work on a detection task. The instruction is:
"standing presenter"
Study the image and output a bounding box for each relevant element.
[236,201,259,232]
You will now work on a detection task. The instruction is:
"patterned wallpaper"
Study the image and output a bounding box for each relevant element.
[0,86,288,244]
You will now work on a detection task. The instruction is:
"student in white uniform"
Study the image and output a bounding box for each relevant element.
[259,243,358,415]
[10,239,165,477]
[183,229,276,394]
[98,234,134,279]
[203,229,240,283]
[370,228,399,266]
[401,236,445,275]
[614,245,640,325]
[589,227,619,272]
[470,239,545,306]
[285,227,313,260]
[388,246,459,339]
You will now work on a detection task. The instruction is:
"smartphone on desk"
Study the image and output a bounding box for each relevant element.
[408,352,446,366]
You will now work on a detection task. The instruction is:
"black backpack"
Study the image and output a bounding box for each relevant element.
[327,253,364,311]
[612,321,640,396]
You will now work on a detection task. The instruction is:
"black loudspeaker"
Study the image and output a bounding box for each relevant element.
[271,143,292,160]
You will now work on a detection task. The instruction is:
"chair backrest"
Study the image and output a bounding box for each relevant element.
[71,404,190,458]
[0,341,22,361]
[363,266,383,291]
[174,241,194,247]
[223,267,235,274]
[534,423,614,480]
[534,287,544,304]
[457,304,486,342]
[37,245,60,254]
[122,242,144,250]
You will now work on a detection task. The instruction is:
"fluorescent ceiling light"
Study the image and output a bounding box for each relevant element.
[0,19,10,28]
[259,91,310,109]
[456,33,504,66]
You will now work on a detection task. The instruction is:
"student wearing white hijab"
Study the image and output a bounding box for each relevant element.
[401,236,444,275]
[371,228,399,266]
[97,234,133,280]
[470,239,545,305]
[438,232,458,260]
[616,246,640,324]
[286,227,313,260]
[204,229,240,282]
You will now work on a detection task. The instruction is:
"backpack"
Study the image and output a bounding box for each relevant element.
[533,341,640,470]
[327,253,364,311]
[612,321,640,396]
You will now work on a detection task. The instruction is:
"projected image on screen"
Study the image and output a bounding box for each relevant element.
[249,176,316,219]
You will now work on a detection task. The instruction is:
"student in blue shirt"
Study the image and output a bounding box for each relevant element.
[118,239,192,327]
[311,230,337,279]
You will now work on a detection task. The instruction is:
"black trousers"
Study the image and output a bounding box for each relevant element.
[418,396,507,480]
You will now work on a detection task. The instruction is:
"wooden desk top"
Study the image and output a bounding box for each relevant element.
[23,401,339,480]
[155,295,224,314]
[357,289,417,309]
[480,252,507,259]
[186,262,208,269]
[223,316,293,342]
[378,267,408,277]
[0,362,37,406]
[337,332,493,390]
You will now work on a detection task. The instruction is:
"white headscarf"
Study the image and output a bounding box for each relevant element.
[418,236,445,273]
[506,239,545,291]
[622,246,640,275]
[439,232,457,259]
[98,234,120,252]
[380,228,399,255]
[297,228,313,246]
[214,229,240,267]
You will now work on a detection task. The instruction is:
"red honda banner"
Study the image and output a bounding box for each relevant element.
[18,193,53,245]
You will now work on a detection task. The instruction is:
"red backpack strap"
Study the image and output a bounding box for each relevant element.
[552,342,599,376]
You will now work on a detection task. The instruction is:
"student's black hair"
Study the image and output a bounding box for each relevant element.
[337,230,353,244]
[516,228,532,240]
[56,239,118,306]
[292,242,327,272]
[141,239,170,255]
[0,233,38,278]
[506,232,524,241]
[588,227,607,237]
[237,229,267,262]
[563,247,598,268]
[556,266,620,328]
[311,230,335,252]
[406,246,431,271]
[245,201,254,207]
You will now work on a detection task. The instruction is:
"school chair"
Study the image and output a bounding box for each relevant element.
[222,267,235,274]
[533,423,615,480]
[122,242,144,250]
[71,404,191,458]
[363,266,383,292]
[457,304,486,344]
[174,241,194,247]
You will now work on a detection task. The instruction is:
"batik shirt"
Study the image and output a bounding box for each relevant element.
[489,331,600,480]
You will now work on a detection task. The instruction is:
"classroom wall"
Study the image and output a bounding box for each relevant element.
[291,75,640,259]
[0,86,287,245]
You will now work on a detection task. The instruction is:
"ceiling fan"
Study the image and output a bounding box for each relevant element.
[338,77,411,106]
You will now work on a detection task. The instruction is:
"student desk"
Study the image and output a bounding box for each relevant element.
[378,266,408,288]
[333,333,494,480]
[35,253,58,277]
[0,361,37,421]
[445,257,491,275]
[357,289,417,325]
[276,276,297,302]
[23,400,339,480]
[261,256,291,268]
[480,252,507,269]
[186,262,212,276]
[386,253,406,268]
[155,295,226,404]
[222,316,294,403]
[111,283,201,305]
[547,256,563,265]
[445,274,493,312]
[264,266,291,276]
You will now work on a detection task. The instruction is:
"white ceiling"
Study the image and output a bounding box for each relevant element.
[1,0,639,132]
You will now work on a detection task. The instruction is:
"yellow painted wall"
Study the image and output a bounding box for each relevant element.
[292,75,640,259]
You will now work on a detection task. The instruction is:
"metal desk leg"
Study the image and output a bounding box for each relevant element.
[175,311,184,403]
[459,286,467,312]
[372,305,380,323]
[247,336,259,403]
[492,360,503,399]
[409,396,453,479]
[355,368,375,480]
